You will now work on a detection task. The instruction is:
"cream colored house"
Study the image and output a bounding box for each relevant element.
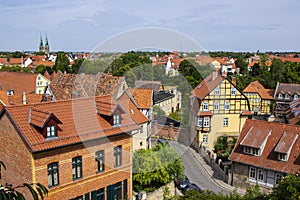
[190,72,251,151]
[36,74,50,94]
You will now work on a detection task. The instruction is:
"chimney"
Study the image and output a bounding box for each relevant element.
[232,77,237,86]
[22,92,27,105]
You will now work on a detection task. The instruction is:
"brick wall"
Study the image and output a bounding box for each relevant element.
[0,113,33,199]
[33,134,132,199]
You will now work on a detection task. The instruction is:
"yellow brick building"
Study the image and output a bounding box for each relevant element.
[190,73,251,151]
[243,81,274,115]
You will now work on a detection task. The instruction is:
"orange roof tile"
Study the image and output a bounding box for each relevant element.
[130,88,153,109]
[0,72,37,94]
[0,90,9,105]
[192,72,225,100]
[2,96,139,152]
[229,119,300,174]
[118,92,148,124]
[243,81,274,100]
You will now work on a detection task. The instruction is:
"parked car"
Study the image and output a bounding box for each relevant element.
[175,175,190,191]
[183,183,201,193]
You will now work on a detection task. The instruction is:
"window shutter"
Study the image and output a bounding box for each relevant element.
[91,191,97,200]
[123,179,128,199]
[85,193,90,200]
[107,184,114,200]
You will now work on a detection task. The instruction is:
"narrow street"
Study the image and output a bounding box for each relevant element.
[170,141,232,195]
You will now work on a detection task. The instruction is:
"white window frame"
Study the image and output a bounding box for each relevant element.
[197,117,203,127]
[203,118,210,127]
[223,118,228,126]
[203,102,209,111]
[294,94,298,100]
[257,168,265,182]
[285,94,289,99]
[47,126,56,138]
[203,135,208,143]
[275,173,283,184]
[231,88,236,95]
[214,102,219,110]
[249,167,256,180]
[278,93,283,99]
[253,148,259,156]
[225,102,230,110]
[214,87,220,96]
[113,114,120,125]
[278,153,287,161]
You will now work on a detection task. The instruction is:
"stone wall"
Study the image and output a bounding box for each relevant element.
[147,181,180,200]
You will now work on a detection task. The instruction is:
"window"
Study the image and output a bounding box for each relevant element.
[275,173,283,184]
[244,146,251,154]
[203,135,208,143]
[91,188,105,200]
[278,153,287,161]
[38,90,42,94]
[285,94,289,99]
[114,146,122,167]
[253,148,259,156]
[38,76,41,80]
[72,156,82,180]
[203,118,210,127]
[71,196,83,200]
[140,126,143,133]
[113,115,120,125]
[231,88,236,95]
[223,118,228,126]
[203,102,208,111]
[294,94,298,100]
[225,102,230,110]
[278,93,283,99]
[257,169,265,182]
[249,167,256,179]
[37,81,43,86]
[46,126,56,138]
[214,102,219,110]
[253,98,259,103]
[214,87,220,96]
[197,117,203,127]
[114,182,122,200]
[96,150,105,173]
[48,162,59,187]
[7,90,14,96]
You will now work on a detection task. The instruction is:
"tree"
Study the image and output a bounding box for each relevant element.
[54,52,70,72]
[271,174,300,200]
[0,161,48,200]
[133,143,184,192]
[35,64,47,74]
[153,106,166,119]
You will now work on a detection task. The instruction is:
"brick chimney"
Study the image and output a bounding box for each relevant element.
[232,77,237,86]
[22,92,27,105]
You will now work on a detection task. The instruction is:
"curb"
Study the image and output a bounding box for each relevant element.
[186,146,246,195]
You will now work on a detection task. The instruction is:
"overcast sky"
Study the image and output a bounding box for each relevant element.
[1,0,299,52]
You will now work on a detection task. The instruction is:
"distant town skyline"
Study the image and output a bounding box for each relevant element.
[1,0,300,52]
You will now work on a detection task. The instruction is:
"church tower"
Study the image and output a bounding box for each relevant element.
[39,35,44,53]
[44,34,50,55]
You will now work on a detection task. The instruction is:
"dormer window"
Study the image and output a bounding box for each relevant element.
[243,146,260,156]
[278,93,283,99]
[7,90,14,96]
[294,94,299,100]
[285,94,289,99]
[113,114,120,125]
[47,125,56,138]
[214,87,220,96]
[278,153,287,161]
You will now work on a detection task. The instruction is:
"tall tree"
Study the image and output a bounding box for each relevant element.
[54,52,70,72]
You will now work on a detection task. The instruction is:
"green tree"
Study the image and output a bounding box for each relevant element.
[153,106,166,118]
[54,52,70,72]
[35,64,47,74]
[0,161,48,200]
[271,174,300,200]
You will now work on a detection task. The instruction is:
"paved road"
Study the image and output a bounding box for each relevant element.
[170,141,231,195]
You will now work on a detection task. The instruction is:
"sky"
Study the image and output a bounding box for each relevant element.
[1,0,300,52]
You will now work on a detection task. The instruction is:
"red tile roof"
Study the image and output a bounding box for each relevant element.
[243,81,274,100]
[0,58,23,66]
[229,119,300,174]
[130,88,153,109]
[0,72,37,94]
[192,72,225,100]
[2,96,139,152]
[118,91,148,124]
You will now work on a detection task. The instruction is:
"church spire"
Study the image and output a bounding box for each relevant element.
[45,34,49,46]
[39,34,44,52]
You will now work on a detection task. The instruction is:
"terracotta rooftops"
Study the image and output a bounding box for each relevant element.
[49,71,124,100]
[118,91,148,124]
[229,119,300,174]
[2,95,139,152]
[243,81,274,100]
[0,90,42,106]
[130,88,153,109]
[0,72,37,94]
[192,72,225,100]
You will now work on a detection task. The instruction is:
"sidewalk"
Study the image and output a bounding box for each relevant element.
[187,146,246,195]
